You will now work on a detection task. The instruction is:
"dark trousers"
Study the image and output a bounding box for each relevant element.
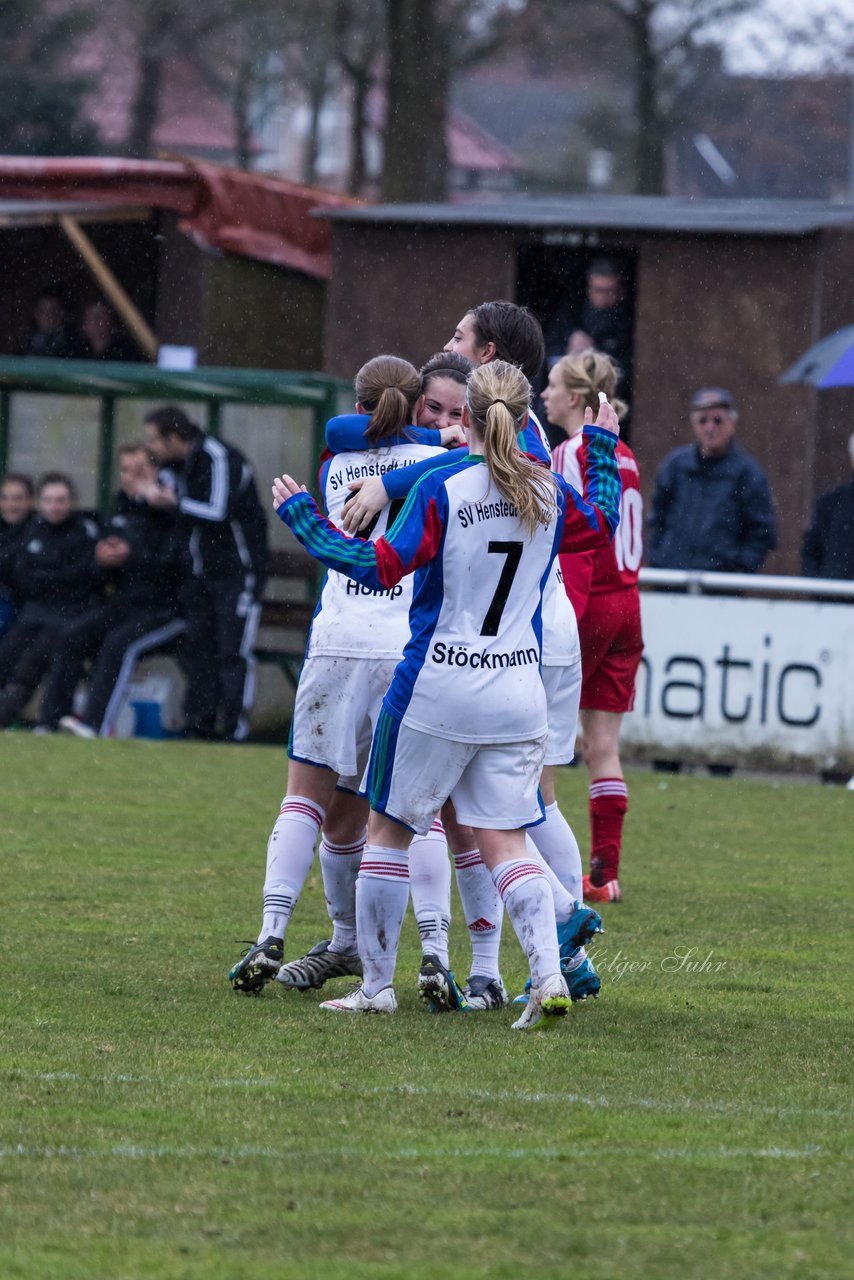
[181,576,261,741]
[39,602,185,733]
[0,618,61,726]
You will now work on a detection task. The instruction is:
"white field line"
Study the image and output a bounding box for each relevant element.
[0,1143,828,1163]
[5,1072,852,1122]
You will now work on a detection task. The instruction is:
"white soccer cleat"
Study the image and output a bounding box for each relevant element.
[58,715,97,740]
[319,984,397,1014]
[511,974,571,1031]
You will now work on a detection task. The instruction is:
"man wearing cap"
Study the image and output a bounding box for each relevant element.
[647,388,777,573]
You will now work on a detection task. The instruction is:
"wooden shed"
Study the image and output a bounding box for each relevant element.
[320,196,854,575]
[0,158,358,373]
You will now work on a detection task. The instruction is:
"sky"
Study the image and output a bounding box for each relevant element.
[713,0,852,75]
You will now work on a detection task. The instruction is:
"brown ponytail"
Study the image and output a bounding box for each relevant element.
[354,355,422,444]
[466,361,558,538]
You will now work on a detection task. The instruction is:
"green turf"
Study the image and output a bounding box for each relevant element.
[0,736,851,1279]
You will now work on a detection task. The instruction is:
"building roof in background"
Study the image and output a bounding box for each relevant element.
[448,109,522,173]
[670,77,852,201]
[0,158,359,277]
[320,195,854,236]
[71,31,247,161]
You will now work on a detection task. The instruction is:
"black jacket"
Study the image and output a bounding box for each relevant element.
[648,441,777,574]
[169,436,268,591]
[100,491,187,610]
[0,512,101,622]
[801,479,854,580]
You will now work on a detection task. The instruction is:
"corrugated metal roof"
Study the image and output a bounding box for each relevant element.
[319,195,854,235]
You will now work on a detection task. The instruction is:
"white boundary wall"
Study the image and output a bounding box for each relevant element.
[622,571,854,772]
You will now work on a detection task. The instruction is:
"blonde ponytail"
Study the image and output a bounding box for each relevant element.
[554,348,628,421]
[466,361,558,537]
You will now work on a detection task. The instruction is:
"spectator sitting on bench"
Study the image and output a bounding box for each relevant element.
[0,472,35,639]
[37,443,187,738]
[0,473,101,729]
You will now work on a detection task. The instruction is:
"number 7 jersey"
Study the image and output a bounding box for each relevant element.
[279,428,621,746]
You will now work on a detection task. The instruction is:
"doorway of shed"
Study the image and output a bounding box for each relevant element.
[516,244,637,444]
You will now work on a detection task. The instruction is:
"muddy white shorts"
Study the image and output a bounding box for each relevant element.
[542,659,582,766]
[363,707,546,834]
[289,654,398,789]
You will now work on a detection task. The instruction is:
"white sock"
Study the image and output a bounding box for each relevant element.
[525,834,575,924]
[409,819,451,965]
[452,848,503,980]
[259,794,324,942]
[319,830,365,954]
[493,859,560,988]
[357,845,409,997]
[565,946,587,973]
[528,801,584,904]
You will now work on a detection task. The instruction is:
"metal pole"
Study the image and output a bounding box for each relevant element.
[98,396,115,515]
[207,400,222,438]
[0,390,10,475]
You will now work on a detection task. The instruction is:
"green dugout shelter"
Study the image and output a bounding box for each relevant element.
[0,357,350,514]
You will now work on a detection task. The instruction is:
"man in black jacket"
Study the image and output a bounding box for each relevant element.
[142,406,268,741]
[0,473,35,638]
[0,473,101,727]
[38,443,187,737]
[801,434,854,580]
[648,388,777,574]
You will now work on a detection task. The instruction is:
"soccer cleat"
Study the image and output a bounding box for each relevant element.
[511,975,572,1030]
[418,954,470,1013]
[463,974,509,1011]
[556,903,603,965]
[229,936,285,993]
[228,937,284,994]
[319,984,397,1013]
[582,875,622,903]
[564,955,601,1001]
[58,715,97,740]
[275,939,362,990]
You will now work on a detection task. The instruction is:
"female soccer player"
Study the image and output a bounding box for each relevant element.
[338,304,594,1011]
[274,361,621,1030]
[275,351,472,1010]
[545,350,643,903]
[228,355,447,995]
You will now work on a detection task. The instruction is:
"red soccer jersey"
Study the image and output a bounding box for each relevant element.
[552,432,643,621]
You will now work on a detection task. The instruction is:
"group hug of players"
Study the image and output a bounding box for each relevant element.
[229,300,643,1031]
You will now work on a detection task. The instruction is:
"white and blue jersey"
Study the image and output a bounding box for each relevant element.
[308,440,444,659]
[280,427,620,745]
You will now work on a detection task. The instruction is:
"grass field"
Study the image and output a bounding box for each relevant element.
[1,736,851,1279]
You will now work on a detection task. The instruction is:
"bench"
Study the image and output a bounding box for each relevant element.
[254,547,321,689]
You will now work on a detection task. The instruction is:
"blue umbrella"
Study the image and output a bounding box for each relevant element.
[780,324,854,387]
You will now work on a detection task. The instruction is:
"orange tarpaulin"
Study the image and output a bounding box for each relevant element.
[0,156,359,278]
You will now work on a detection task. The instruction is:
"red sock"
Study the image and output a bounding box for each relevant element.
[588,778,628,885]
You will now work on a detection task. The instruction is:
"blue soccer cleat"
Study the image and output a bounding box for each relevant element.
[564,955,601,1002]
[557,904,603,965]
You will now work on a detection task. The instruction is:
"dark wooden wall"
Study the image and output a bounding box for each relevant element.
[323,222,516,378]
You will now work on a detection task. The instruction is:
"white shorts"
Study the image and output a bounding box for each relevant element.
[363,708,546,835]
[289,654,397,789]
[542,660,582,765]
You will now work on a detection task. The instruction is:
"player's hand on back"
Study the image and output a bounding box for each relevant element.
[341,476,388,533]
[439,425,467,448]
[272,475,307,510]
